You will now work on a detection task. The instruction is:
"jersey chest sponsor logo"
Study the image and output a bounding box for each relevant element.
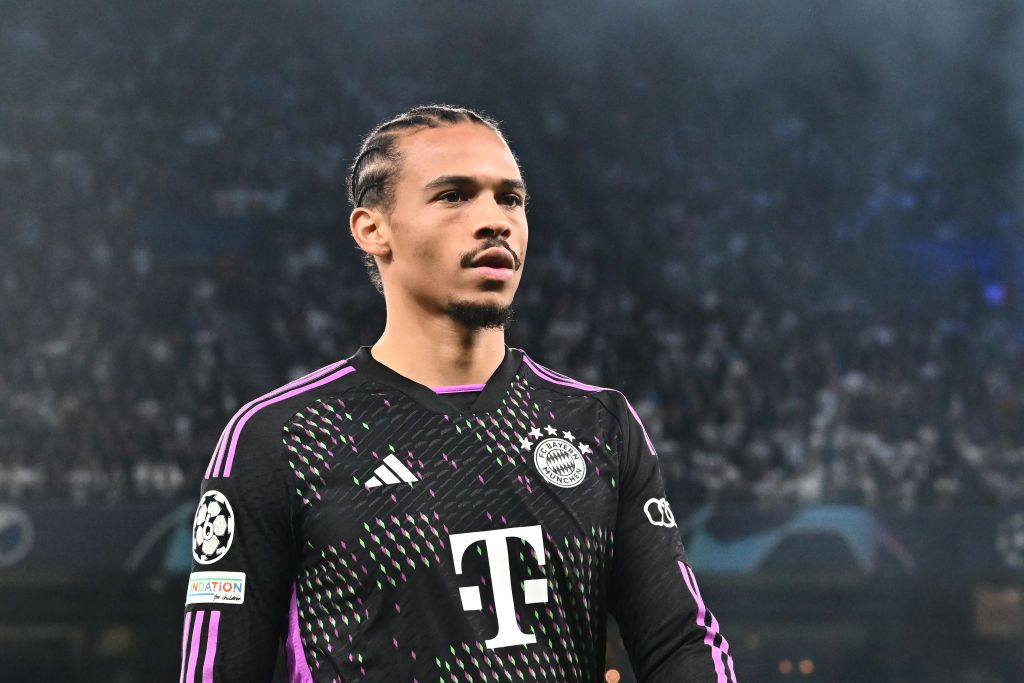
[185,570,246,605]
[520,424,591,488]
[449,525,549,650]
[192,490,235,565]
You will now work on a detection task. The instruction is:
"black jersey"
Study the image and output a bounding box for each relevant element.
[179,345,738,682]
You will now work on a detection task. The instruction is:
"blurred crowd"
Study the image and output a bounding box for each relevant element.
[3,1,1023,509]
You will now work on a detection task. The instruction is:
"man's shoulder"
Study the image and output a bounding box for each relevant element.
[204,355,364,479]
[243,357,363,427]
[515,348,655,451]
[516,348,631,412]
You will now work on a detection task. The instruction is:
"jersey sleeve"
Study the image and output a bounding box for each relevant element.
[606,393,739,683]
[178,411,299,682]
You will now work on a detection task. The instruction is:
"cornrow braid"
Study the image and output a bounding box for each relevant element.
[345,104,516,295]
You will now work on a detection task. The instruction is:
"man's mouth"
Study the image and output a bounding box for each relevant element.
[469,246,517,280]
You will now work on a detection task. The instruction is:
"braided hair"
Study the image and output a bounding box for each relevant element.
[346,104,516,294]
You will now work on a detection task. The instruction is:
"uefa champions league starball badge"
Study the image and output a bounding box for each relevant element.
[192,490,235,565]
[520,424,589,488]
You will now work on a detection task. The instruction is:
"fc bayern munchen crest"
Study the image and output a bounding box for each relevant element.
[192,490,235,565]
[521,425,588,488]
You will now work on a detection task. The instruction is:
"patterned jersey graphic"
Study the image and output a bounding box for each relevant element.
[179,346,738,682]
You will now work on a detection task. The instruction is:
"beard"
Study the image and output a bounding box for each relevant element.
[444,299,517,330]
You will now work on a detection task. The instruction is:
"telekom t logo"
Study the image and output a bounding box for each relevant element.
[449,525,549,649]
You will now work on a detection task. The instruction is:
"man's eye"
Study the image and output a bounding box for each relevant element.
[438,190,465,203]
[502,194,524,207]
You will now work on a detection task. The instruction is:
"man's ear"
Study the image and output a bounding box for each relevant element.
[350,207,392,261]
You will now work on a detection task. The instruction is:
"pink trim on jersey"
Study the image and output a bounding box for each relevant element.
[431,383,486,394]
[185,610,205,683]
[201,610,220,682]
[286,583,314,683]
[521,354,602,391]
[521,354,657,455]
[622,400,657,456]
[212,363,357,478]
[204,429,227,480]
[179,611,192,683]
[679,561,736,682]
[205,359,350,479]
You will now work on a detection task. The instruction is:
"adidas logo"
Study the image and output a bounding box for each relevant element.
[365,454,420,489]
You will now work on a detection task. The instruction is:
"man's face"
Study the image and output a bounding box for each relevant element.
[380,122,528,326]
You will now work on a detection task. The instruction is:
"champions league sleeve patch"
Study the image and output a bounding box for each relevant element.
[185,570,246,605]
[192,490,235,565]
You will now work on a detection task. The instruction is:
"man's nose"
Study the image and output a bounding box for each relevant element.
[476,223,512,241]
[473,196,515,240]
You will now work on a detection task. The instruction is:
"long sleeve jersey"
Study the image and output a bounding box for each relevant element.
[179,344,738,682]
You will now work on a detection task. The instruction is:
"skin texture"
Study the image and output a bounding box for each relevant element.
[349,122,529,388]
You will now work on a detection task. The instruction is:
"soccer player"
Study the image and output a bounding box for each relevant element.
[179,104,738,682]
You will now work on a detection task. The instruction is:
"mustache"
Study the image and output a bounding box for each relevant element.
[462,240,521,271]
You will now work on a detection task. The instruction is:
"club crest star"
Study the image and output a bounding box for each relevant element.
[528,427,542,439]
[544,425,557,436]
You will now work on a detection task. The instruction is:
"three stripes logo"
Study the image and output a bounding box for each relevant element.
[364,454,420,489]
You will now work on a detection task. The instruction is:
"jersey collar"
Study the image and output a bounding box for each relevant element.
[348,344,522,415]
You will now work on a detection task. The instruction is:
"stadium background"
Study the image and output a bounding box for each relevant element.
[3,0,1024,680]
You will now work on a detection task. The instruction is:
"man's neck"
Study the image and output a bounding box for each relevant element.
[370,309,506,389]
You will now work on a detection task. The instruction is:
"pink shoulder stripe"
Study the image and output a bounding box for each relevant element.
[219,364,357,478]
[521,354,603,391]
[521,354,656,456]
[205,359,350,479]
